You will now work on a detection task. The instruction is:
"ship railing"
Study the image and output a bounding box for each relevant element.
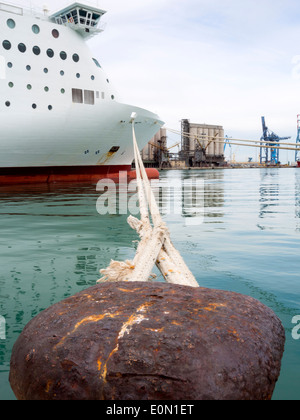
[0,2,23,15]
[0,1,51,18]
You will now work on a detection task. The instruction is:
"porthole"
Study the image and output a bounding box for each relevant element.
[72,53,80,63]
[32,104,37,109]
[26,65,31,71]
[106,79,110,83]
[111,95,115,100]
[18,43,26,53]
[52,29,59,39]
[32,24,40,34]
[7,62,13,68]
[44,86,49,92]
[5,101,10,107]
[76,73,80,78]
[61,88,65,94]
[32,46,41,55]
[7,19,16,29]
[8,82,14,88]
[27,84,32,90]
[44,68,48,73]
[91,75,95,80]
[3,40,11,50]
[48,105,53,111]
[46,48,54,58]
[60,70,64,76]
[60,51,67,60]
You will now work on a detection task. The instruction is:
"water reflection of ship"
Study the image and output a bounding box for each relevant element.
[180,171,224,221]
[295,171,300,232]
[258,170,279,225]
[202,171,225,221]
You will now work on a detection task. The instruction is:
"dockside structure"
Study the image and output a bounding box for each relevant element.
[181,120,225,167]
[140,128,168,168]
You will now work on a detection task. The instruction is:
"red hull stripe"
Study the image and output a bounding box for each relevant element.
[0,166,160,185]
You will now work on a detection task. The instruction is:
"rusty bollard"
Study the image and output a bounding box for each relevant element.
[9,282,285,400]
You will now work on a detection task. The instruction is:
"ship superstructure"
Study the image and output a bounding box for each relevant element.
[0,2,163,183]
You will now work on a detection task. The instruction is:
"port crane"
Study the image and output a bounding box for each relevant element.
[148,141,180,156]
[148,141,181,167]
[194,132,220,159]
[260,117,291,165]
[224,136,233,162]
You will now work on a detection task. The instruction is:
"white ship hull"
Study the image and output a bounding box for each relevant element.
[0,2,163,183]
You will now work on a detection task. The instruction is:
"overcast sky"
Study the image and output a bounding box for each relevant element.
[25,0,300,162]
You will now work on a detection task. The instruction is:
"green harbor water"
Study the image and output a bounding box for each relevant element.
[0,167,300,400]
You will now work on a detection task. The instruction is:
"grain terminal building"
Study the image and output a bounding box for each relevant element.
[140,121,226,168]
[180,120,225,167]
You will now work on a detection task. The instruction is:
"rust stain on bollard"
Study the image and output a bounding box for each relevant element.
[9,282,285,400]
[97,301,155,389]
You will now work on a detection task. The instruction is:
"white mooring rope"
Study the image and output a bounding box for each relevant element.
[98,114,199,288]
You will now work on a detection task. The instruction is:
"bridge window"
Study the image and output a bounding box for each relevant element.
[72,88,83,104]
[84,90,95,105]
[72,89,96,105]
[52,5,104,31]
